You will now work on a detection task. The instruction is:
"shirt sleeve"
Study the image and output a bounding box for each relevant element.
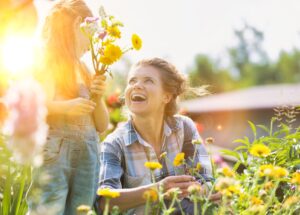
[95,138,124,214]
[181,116,214,181]
[98,138,124,190]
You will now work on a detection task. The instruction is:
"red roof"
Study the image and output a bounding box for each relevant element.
[180,84,300,113]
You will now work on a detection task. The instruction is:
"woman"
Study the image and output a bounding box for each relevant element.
[27,0,109,214]
[97,58,220,214]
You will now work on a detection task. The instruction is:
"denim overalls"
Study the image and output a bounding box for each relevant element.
[27,84,100,215]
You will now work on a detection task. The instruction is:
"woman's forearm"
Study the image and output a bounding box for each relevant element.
[93,98,109,133]
[99,183,157,212]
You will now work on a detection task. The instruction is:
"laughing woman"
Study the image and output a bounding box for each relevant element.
[97,58,220,214]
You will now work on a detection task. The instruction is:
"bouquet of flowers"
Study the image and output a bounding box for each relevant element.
[80,6,142,76]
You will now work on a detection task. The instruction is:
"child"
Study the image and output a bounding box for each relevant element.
[27,1,109,214]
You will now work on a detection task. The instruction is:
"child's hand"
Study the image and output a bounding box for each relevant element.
[90,74,106,99]
[65,97,96,115]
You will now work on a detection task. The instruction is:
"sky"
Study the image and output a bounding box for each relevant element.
[34,0,300,73]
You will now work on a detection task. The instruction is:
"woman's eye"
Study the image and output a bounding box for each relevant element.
[145,79,154,83]
[128,79,136,85]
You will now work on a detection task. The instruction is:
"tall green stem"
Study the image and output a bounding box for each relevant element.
[103,198,110,215]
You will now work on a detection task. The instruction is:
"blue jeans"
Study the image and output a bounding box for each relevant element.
[27,128,100,215]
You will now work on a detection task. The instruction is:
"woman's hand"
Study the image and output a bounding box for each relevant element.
[90,74,106,100]
[159,175,196,199]
[64,97,96,115]
[209,192,222,204]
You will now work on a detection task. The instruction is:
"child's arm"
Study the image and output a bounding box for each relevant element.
[93,98,109,133]
[90,75,109,133]
[38,73,97,116]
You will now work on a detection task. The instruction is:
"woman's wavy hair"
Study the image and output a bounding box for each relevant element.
[132,58,209,118]
[41,0,92,98]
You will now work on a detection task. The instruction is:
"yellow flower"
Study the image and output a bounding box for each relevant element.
[99,44,122,65]
[258,164,274,177]
[251,196,264,205]
[205,137,214,144]
[144,161,162,171]
[173,153,185,167]
[187,184,202,195]
[221,185,240,197]
[107,25,121,38]
[99,56,114,65]
[247,205,266,213]
[249,144,271,157]
[131,34,142,50]
[291,172,300,185]
[196,163,202,171]
[97,188,120,199]
[220,166,235,177]
[215,177,236,191]
[143,188,158,202]
[77,205,91,213]
[192,139,202,145]
[283,196,299,208]
[239,193,248,201]
[264,181,274,191]
[273,166,288,178]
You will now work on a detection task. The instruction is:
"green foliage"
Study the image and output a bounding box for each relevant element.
[0,134,31,215]
[216,118,300,214]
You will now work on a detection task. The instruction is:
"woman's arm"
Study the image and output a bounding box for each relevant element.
[99,175,196,212]
[99,184,155,211]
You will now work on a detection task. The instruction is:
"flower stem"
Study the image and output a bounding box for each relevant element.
[103,198,110,215]
[193,198,198,215]
[191,149,197,176]
[144,198,150,215]
[151,171,156,183]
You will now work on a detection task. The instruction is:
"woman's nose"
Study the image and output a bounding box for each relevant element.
[133,81,143,89]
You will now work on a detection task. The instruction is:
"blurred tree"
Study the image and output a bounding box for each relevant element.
[188,55,235,93]
[274,49,300,83]
[188,23,300,95]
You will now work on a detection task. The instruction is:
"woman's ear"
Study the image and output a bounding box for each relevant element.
[163,93,172,104]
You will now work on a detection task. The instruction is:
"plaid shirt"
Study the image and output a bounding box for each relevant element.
[97,115,213,214]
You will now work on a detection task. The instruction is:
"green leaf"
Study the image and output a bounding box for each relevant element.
[257,124,269,134]
[220,149,241,161]
[233,137,250,147]
[233,161,242,172]
[248,121,257,140]
[234,145,248,151]
[3,163,11,215]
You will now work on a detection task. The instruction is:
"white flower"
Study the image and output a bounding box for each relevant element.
[3,79,48,166]
[80,17,103,38]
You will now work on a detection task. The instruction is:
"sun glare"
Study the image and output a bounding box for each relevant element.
[1,35,36,78]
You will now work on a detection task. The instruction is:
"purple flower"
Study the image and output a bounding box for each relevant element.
[3,79,48,166]
[80,18,102,38]
[84,16,99,23]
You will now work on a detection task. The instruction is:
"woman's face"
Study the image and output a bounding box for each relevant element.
[125,65,171,117]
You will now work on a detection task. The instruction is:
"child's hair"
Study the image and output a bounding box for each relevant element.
[132,58,209,117]
[41,0,92,98]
